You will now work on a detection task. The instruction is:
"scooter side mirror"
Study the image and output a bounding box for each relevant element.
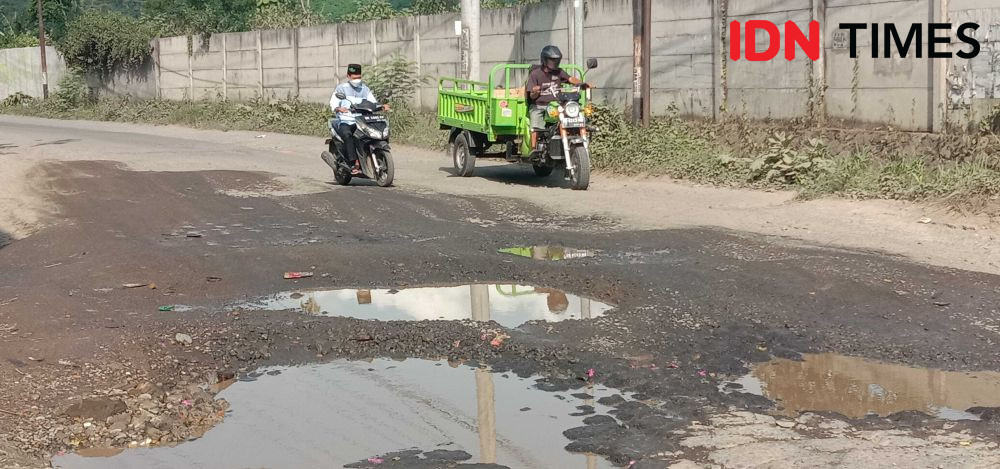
[586,58,598,70]
[335,91,347,100]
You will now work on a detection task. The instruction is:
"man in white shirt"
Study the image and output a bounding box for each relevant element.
[330,64,380,175]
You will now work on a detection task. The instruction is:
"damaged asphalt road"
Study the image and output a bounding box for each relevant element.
[1,122,1000,468]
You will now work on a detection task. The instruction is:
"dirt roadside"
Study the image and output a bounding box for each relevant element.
[1,115,997,276]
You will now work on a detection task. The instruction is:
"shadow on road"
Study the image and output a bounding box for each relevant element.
[437,165,574,190]
[31,139,79,147]
[0,229,10,250]
[0,143,16,155]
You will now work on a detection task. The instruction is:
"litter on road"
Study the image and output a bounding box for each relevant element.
[283,272,314,279]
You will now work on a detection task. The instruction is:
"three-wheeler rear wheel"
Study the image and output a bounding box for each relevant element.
[452,132,476,177]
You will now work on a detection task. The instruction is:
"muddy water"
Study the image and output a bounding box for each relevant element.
[53,360,621,469]
[499,246,596,260]
[236,284,614,328]
[728,353,1000,420]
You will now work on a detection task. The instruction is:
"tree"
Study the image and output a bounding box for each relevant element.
[406,0,456,15]
[58,9,156,74]
[142,0,256,37]
[250,0,321,29]
[341,0,395,22]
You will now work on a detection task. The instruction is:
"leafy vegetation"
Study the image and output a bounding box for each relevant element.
[720,132,832,184]
[249,0,323,30]
[48,68,92,110]
[57,9,156,74]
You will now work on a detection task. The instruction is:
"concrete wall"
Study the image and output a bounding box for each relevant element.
[0,46,66,100]
[4,0,999,132]
[947,0,1000,130]
[651,0,716,117]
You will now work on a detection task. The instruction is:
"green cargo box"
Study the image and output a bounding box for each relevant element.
[437,63,586,154]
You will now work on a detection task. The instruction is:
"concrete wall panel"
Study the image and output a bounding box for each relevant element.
[226,50,258,70]
[261,29,294,49]
[420,38,459,64]
[652,19,713,56]
[481,35,519,62]
[584,25,633,57]
[299,25,337,47]
[586,0,633,26]
[299,46,336,67]
[262,49,294,69]
[339,43,375,65]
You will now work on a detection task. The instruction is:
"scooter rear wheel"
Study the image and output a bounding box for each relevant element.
[322,151,352,186]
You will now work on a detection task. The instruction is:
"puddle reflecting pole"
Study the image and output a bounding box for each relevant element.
[580,298,591,319]
[583,382,597,469]
[475,369,497,463]
[471,284,490,322]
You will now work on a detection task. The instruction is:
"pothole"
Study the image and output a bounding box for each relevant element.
[53,359,626,469]
[722,352,1000,420]
[498,246,596,260]
[234,284,614,328]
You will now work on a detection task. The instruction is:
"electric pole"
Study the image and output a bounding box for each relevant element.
[573,0,584,67]
[459,0,480,81]
[36,0,48,99]
[630,0,650,125]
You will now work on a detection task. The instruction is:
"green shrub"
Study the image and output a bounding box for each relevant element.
[342,0,396,22]
[250,0,323,30]
[47,69,92,111]
[1,92,35,107]
[0,30,38,48]
[58,10,157,75]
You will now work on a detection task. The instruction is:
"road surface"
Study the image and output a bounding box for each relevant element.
[1,116,999,468]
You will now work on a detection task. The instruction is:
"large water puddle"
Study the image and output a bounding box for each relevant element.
[53,359,623,469]
[236,284,614,328]
[499,246,596,260]
[724,353,1000,420]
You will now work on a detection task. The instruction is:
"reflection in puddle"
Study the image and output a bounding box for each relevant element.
[237,284,614,328]
[53,360,620,469]
[725,353,1000,420]
[75,448,125,458]
[499,246,596,260]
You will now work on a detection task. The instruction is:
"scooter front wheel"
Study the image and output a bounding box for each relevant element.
[374,150,394,187]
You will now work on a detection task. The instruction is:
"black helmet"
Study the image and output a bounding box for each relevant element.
[541,45,562,70]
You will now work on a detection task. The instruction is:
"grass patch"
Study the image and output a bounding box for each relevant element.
[3,91,1000,214]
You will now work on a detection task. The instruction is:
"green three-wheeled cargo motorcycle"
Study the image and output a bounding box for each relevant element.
[437,59,598,190]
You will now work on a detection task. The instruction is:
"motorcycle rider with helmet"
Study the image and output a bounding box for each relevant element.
[525,45,588,154]
[329,64,389,175]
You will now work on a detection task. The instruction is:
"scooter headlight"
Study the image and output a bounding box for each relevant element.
[564,101,581,118]
[358,121,381,139]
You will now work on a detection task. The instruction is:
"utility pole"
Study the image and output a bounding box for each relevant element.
[641,0,650,125]
[459,0,480,81]
[630,0,651,126]
[36,0,48,99]
[573,0,584,67]
[631,0,641,124]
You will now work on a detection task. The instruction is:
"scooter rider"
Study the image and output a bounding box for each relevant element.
[330,64,387,175]
[526,45,586,154]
